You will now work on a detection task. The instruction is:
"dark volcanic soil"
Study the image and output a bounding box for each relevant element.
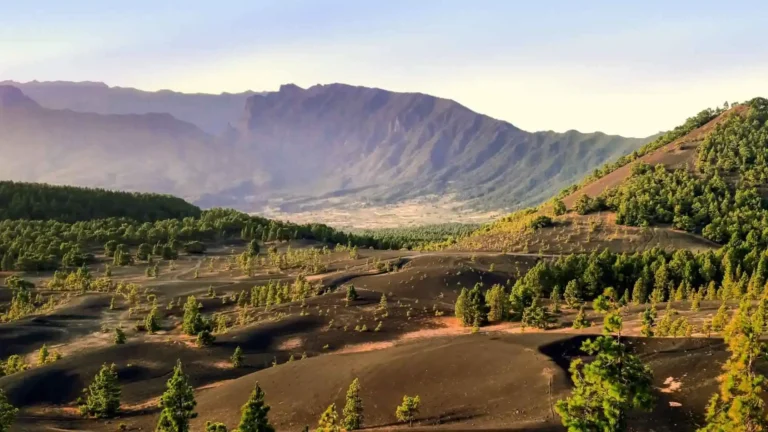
[0,247,742,431]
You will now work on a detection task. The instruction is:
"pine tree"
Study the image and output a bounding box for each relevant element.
[521,298,550,329]
[702,319,713,337]
[0,389,15,432]
[485,284,509,321]
[631,277,647,305]
[79,363,121,418]
[550,285,562,313]
[37,344,49,366]
[555,315,654,431]
[699,300,768,431]
[145,306,160,334]
[456,284,488,327]
[236,383,274,432]
[455,287,468,323]
[0,389,18,432]
[650,287,665,305]
[655,303,675,337]
[673,281,686,301]
[342,378,363,430]
[712,302,730,332]
[316,404,340,432]
[553,198,567,216]
[377,293,388,316]
[572,304,590,329]
[564,280,582,308]
[248,240,260,257]
[156,360,197,432]
[691,292,701,312]
[640,306,656,337]
[706,281,717,301]
[205,421,228,432]
[395,395,420,427]
[114,327,126,345]
[231,346,244,368]
[182,296,202,335]
[346,285,359,302]
[1,355,28,375]
[0,253,14,272]
[196,330,215,347]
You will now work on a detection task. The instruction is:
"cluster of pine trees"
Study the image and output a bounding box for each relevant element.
[456,245,768,329]
[573,98,768,247]
[5,359,420,432]
[554,294,768,431]
[0,206,417,273]
[0,181,201,222]
[558,103,727,198]
[347,223,480,250]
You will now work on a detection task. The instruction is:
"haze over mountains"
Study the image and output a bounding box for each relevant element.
[2,80,257,135]
[0,81,654,215]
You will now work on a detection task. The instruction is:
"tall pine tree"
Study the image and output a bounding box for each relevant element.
[0,389,18,432]
[342,378,363,430]
[315,404,340,432]
[236,383,274,432]
[79,363,121,418]
[699,299,768,431]
[556,311,654,430]
[156,360,197,432]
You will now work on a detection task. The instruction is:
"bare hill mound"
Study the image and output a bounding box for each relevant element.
[182,335,726,432]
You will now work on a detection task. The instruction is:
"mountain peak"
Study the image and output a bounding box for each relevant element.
[0,86,40,109]
[278,83,304,93]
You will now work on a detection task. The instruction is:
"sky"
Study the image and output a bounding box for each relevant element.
[2,0,767,137]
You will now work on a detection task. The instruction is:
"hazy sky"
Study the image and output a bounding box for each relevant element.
[2,0,767,136]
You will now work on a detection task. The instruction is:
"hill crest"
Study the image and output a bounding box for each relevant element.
[562,103,748,208]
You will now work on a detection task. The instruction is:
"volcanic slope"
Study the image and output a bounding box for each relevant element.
[0,242,542,430]
[2,241,739,432]
[456,101,756,253]
[560,103,748,207]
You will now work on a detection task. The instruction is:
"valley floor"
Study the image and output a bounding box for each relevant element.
[260,197,501,229]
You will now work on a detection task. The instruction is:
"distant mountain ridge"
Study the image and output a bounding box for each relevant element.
[1,80,260,135]
[223,83,652,210]
[0,83,654,213]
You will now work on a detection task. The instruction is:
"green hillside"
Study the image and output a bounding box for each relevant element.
[584,97,768,246]
[0,181,201,223]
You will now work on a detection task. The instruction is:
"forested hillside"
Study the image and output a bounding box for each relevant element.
[0,182,431,273]
[560,105,726,196]
[579,97,768,246]
[0,182,201,223]
[457,97,768,256]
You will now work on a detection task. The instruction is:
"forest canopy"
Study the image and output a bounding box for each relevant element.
[0,181,201,223]
[576,98,768,248]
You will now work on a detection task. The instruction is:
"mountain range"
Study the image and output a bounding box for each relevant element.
[1,80,257,135]
[0,81,654,214]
